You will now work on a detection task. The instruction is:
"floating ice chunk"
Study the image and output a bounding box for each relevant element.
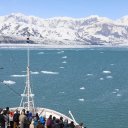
[38,52,44,54]
[59,67,64,69]
[115,88,119,91]
[103,70,111,74]
[86,73,93,76]
[117,94,121,97]
[3,80,16,85]
[59,91,65,94]
[78,98,85,102]
[11,74,26,77]
[31,71,39,74]
[106,76,113,79]
[41,71,59,75]
[80,87,85,90]
[99,78,104,80]
[112,91,117,94]
[110,64,115,66]
[62,61,67,64]
[57,51,64,54]
[100,52,104,53]
[62,56,67,59]
[112,88,120,94]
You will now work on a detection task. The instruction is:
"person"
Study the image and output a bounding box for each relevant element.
[5,107,10,115]
[69,121,75,128]
[13,110,20,128]
[3,110,10,128]
[63,119,69,128]
[28,112,33,123]
[19,110,27,128]
[39,116,45,126]
[54,119,60,128]
[51,116,56,128]
[0,110,5,128]
[29,119,34,128]
[36,121,44,128]
[46,115,52,128]
[9,111,14,128]
[59,117,64,128]
[75,123,84,128]
[33,113,39,128]
[24,111,31,128]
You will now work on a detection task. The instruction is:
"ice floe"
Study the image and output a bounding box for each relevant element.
[110,64,115,66]
[62,56,67,59]
[62,61,67,64]
[103,70,111,74]
[116,94,121,97]
[86,73,93,76]
[112,88,121,96]
[59,67,64,69]
[11,74,26,77]
[57,51,64,54]
[3,80,16,85]
[30,71,39,74]
[59,91,65,94]
[115,88,119,91]
[112,88,119,93]
[37,52,44,54]
[22,71,39,74]
[41,71,59,75]
[112,91,117,94]
[78,98,85,102]
[106,76,113,79]
[80,87,85,90]
[99,78,104,80]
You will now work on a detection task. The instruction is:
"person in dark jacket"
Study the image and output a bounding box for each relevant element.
[13,110,20,128]
[0,110,5,128]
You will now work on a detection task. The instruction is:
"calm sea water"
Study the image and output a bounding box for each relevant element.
[0,48,128,128]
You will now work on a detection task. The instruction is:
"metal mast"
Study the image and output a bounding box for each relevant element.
[19,38,35,112]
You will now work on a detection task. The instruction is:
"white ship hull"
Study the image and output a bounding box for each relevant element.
[10,107,78,125]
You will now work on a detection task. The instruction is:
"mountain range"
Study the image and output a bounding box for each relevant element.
[0,13,128,46]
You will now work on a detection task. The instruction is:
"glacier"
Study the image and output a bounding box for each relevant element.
[0,13,128,47]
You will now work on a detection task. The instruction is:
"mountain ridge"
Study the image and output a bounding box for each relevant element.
[0,13,128,46]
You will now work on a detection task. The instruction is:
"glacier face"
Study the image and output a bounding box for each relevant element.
[0,13,128,46]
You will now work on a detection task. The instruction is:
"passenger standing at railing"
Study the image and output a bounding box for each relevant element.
[9,111,14,128]
[19,110,27,128]
[33,113,39,128]
[74,123,84,128]
[68,121,75,128]
[59,117,64,128]
[63,119,69,128]
[13,110,20,128]
[29,119,35,128]
[36,120,44,128]
[0,109,5,128]
[46,115,52,128]
[3,110,9,128]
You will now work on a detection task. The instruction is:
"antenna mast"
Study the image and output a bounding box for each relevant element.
[19,38,35,112]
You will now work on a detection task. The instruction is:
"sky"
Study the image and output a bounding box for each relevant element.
[0,0,128,19]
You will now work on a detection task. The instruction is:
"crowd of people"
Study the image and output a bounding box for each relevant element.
[0,107,84,128]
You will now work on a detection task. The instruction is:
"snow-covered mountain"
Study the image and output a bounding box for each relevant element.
[0,13,128,46]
